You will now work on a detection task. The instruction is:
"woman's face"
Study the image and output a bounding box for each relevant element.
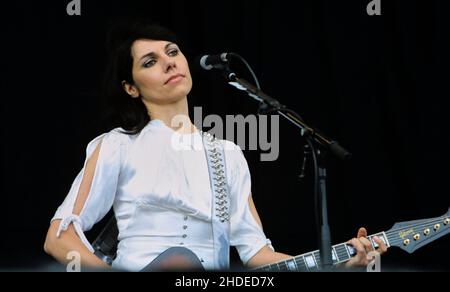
[126,39,193,105]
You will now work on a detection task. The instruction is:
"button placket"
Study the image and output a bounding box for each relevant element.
[180,215,189,245]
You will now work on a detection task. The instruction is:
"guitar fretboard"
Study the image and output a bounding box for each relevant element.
[252,233,390,272]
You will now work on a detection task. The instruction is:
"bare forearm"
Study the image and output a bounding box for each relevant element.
[44,221,110,270]
[47,238,109,269]
[246,246,293,269]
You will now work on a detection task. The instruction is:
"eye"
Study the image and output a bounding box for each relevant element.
[143,59,156,68]
[168,49,179,57]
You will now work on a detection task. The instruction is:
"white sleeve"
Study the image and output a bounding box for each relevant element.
[227,143,274,265]
[51,131,125,252]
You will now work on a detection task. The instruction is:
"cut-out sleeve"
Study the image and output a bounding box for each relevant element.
[51,131,126,252]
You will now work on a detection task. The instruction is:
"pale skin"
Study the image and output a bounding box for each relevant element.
[44,39,387,270]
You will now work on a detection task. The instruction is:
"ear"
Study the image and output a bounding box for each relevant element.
[122,80,140,98]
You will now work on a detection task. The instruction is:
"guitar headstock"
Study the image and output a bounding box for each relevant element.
[385,208,450,253]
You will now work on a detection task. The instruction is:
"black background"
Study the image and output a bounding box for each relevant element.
[1,0,449,271]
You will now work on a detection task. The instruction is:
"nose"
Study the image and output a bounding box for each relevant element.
[163,57,176,73]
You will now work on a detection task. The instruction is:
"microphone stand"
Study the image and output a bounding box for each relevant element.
[220,67,352,271]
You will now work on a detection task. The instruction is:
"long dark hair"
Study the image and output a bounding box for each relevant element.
[101,19,178,135]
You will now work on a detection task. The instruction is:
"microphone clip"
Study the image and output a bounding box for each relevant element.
[299,144,311,180]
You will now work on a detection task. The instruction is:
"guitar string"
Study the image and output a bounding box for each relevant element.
[387,217,449,245]
[253,216,447,269]
[254,216,449,271]
[255,243,363,271]
[386,216,447,234]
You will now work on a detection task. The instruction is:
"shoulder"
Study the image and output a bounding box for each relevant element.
[217,139,252,193]
[218,139,248,169]
[106,127,135,145]
[86,128,133,155]
[220,139,242,152]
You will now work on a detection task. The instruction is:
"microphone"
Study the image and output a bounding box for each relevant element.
[199,53,230,70]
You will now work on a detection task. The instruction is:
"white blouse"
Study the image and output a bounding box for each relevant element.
[51,119,273,271]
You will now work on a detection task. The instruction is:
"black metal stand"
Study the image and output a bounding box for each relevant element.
[219,65,351,270]
[315,144,333,270]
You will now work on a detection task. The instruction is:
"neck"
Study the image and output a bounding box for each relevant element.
[252,232,390,272]
[143,97,195,134]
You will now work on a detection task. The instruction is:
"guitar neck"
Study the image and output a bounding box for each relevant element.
[252,232,390,272]
[252,210,450,272]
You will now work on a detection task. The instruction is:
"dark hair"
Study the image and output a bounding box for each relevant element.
[101,19,178,135]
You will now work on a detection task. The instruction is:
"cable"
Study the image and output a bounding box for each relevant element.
[228,52,261,90]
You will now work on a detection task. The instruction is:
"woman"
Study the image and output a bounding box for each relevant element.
[44,20,387,271]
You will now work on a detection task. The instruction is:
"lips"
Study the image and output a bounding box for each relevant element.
[165,74,185,85]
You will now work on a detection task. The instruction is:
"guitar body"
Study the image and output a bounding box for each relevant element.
[140,247,205,272]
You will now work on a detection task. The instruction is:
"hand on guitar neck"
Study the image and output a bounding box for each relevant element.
[253,208,450,272]
[344,227,388,268]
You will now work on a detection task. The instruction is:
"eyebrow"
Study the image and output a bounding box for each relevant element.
[139,43,176,62]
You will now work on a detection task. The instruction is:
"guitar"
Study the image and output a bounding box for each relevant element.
[93,208,449,271]
[252,208,450,271]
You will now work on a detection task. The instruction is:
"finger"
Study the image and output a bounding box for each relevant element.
[350,238,366,255]
[358,237,374,252]
[346,238,368,267]
[373,236,388,254]
[357,227,367,238]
